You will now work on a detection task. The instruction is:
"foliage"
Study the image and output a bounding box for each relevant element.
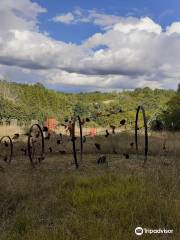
[0,80,176,127]
[162,89,180,130]
[0,154,179,240]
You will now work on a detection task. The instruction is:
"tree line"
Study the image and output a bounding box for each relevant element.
[0,80,179,130]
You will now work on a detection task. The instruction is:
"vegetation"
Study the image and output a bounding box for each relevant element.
[0,80,180,239]
[0,152,179,240]
[162,90,180,130]
[0,80,176,128]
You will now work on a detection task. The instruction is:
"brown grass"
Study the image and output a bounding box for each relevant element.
[0,129,180,239]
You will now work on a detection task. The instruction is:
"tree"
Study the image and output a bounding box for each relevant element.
[177,83,180,92]
[35,82,45,89]
[162,90,180,130]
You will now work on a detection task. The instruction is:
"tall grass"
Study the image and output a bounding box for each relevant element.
[0,153,179,240]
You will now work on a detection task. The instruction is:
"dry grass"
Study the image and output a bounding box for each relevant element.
[1,129,180,166]
[0,154,179,240]
[0,130,180,239]
[0,125,24,138]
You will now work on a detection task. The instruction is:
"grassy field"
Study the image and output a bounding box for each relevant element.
[0,132,180,240]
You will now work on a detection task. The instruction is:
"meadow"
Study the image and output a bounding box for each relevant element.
[0,129,180,240]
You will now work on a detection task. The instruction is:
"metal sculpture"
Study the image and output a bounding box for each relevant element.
[71,116,83,169]
[0,105,151,169]
[0,136,13,164]
[27,124,45,167]
[135,106,148,163]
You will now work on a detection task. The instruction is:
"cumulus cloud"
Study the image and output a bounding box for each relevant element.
[52,12,75,24]
[0,1,180,91]
[52,9,123,30]
[167,22,180,34]
[0,30,84,70]
[0,0,46,33]
[85,10,123,29]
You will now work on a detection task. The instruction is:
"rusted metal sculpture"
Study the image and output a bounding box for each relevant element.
[27,124,45,167]
[135,106,148,163]
[0,136,13,163]
[71,116,83,169]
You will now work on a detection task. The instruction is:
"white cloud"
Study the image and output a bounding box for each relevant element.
[113,17,162,34]
[52,13,75,24]
[167,22,180,34]
[0,29,84,70]
[0,0,46,33]
[87,10,123,29]
[52,10,161,32]
[0,2,180,91]
[52,9,123,30]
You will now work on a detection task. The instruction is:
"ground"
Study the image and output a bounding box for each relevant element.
[0,151,179,240]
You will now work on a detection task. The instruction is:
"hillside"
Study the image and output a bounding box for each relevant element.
[0,80,176,127]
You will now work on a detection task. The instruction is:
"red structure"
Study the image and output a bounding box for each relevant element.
[45,118,57,130]
[89,128,97,137]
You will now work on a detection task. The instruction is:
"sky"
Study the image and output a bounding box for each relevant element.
[0,0,180,92]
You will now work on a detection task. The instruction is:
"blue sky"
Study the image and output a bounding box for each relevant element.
[35,0,180,43]
[0,0,180,92]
